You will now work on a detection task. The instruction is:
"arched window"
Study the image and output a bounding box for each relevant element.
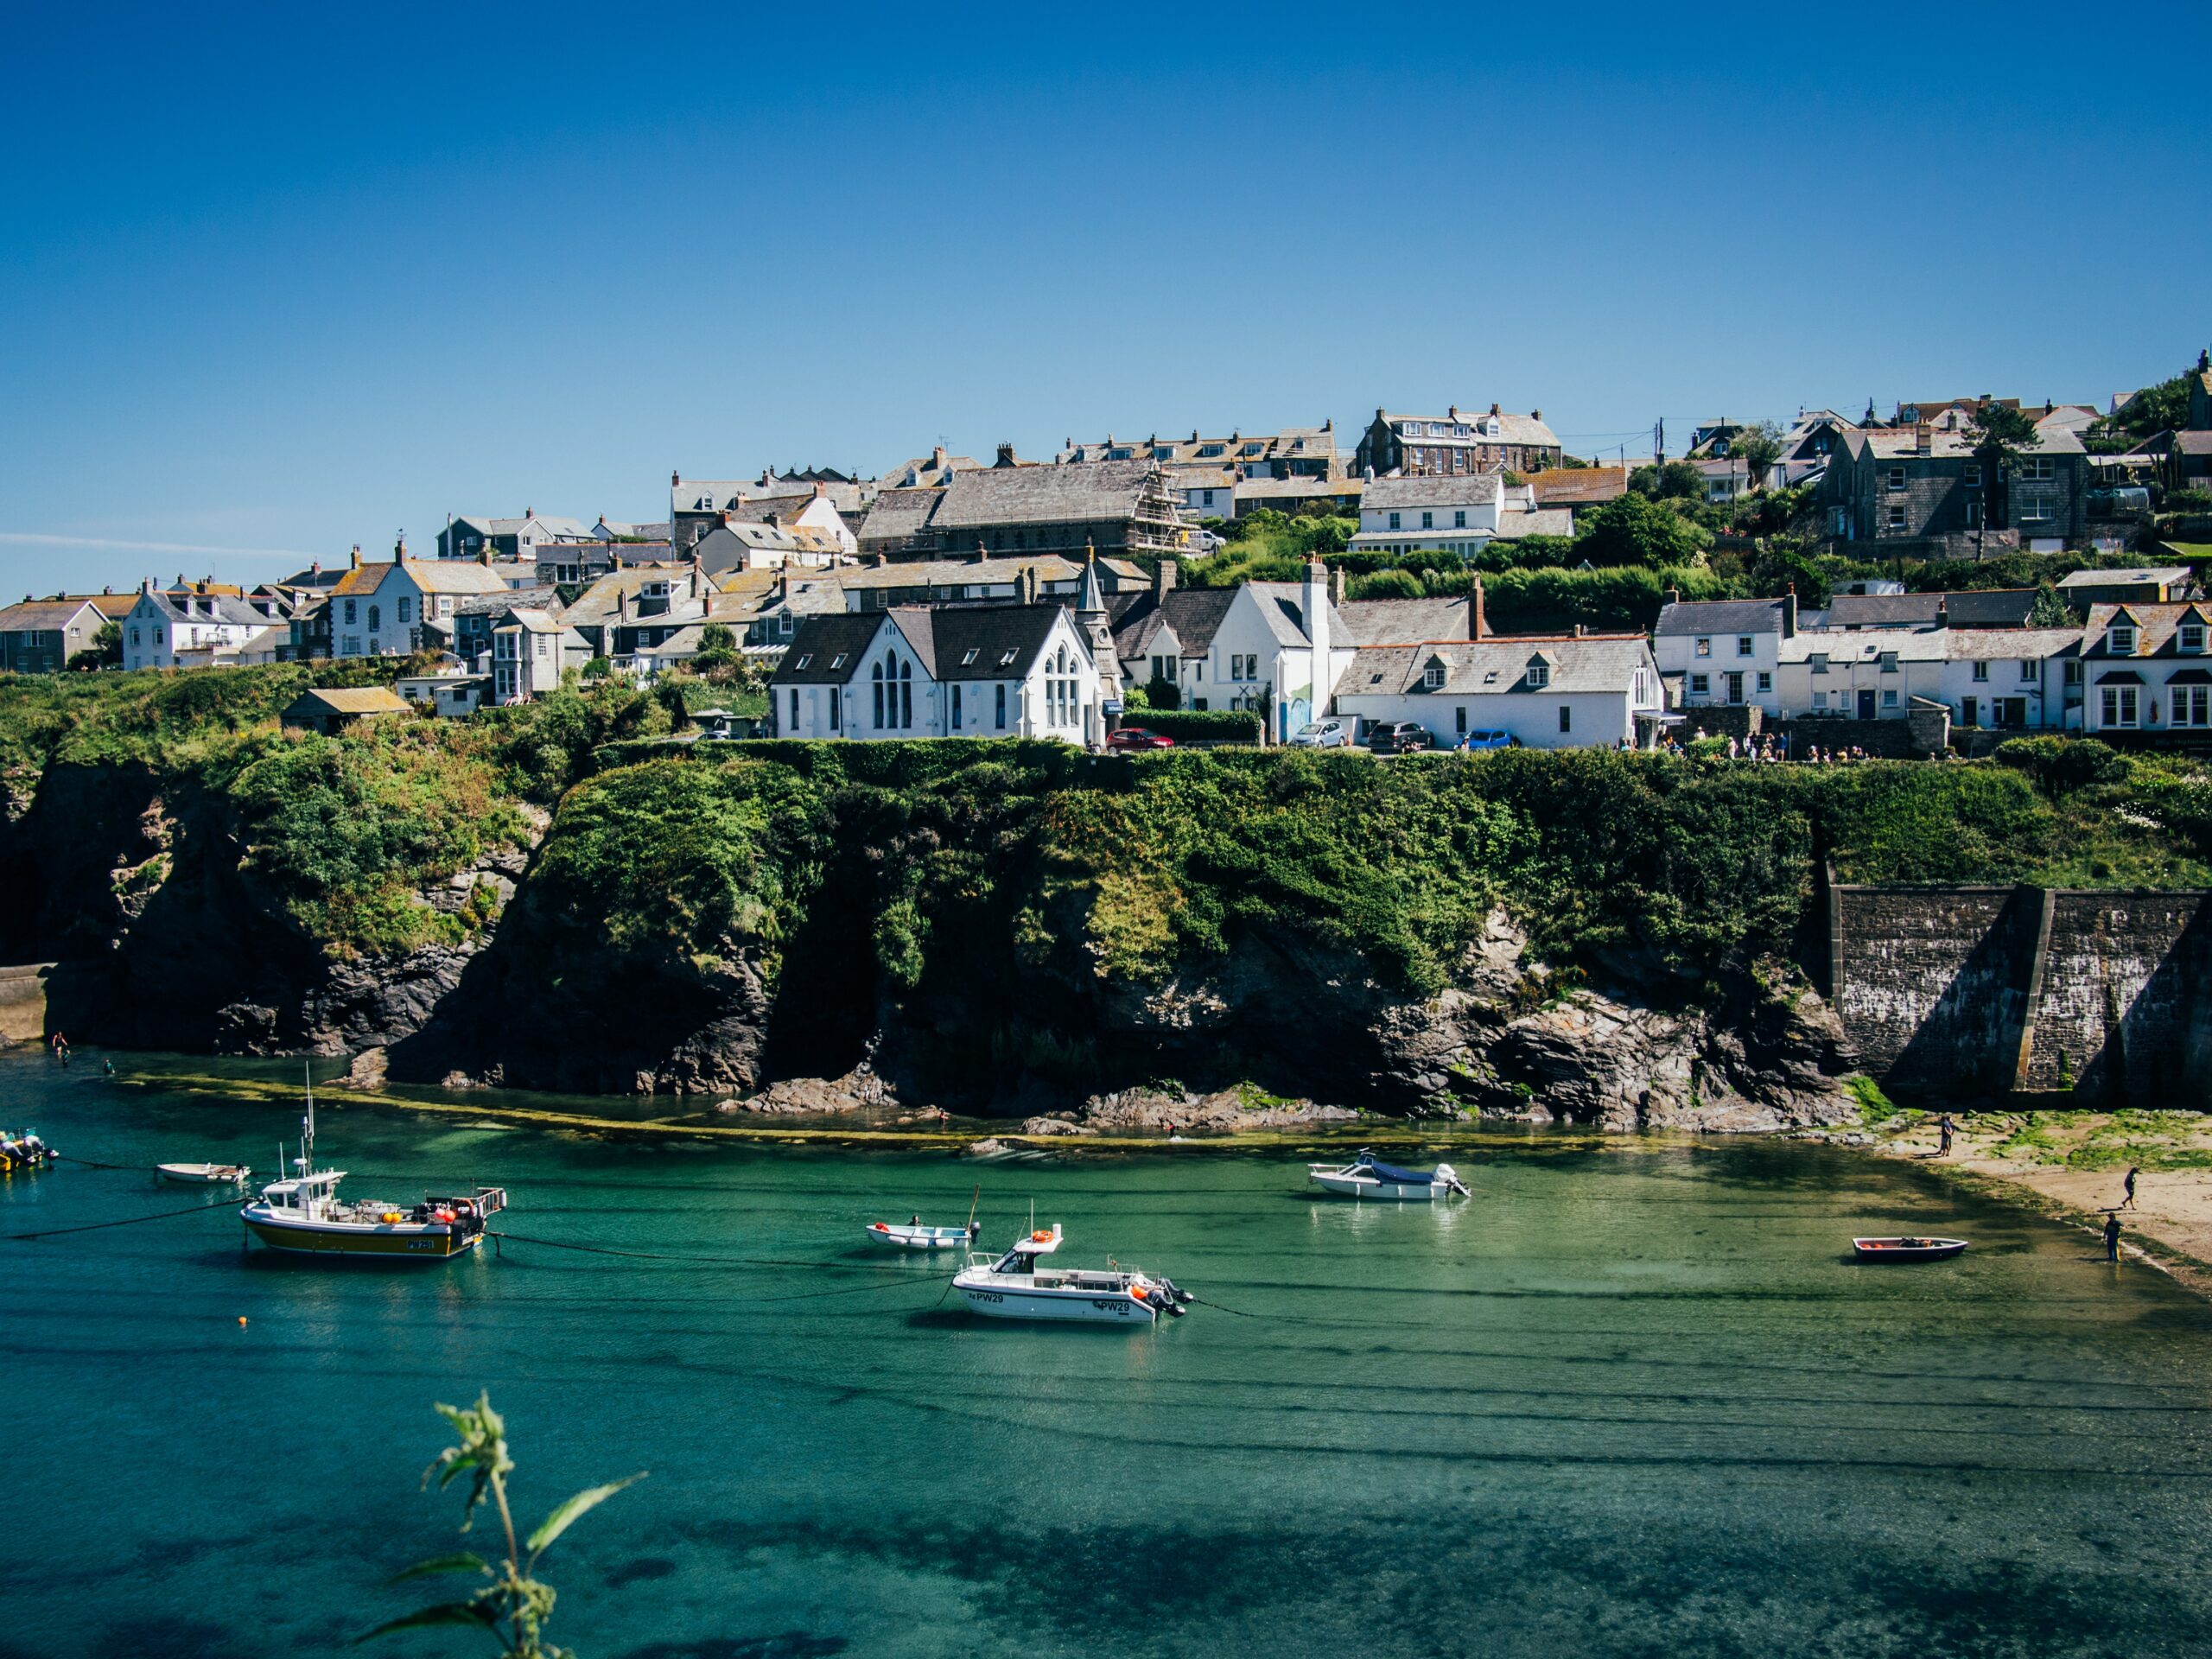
[872,659,885,728]
[899,656,912,727]
[367,605,381,632]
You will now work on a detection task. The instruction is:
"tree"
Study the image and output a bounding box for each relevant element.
[1142,675,1179,711]
[1573,491,1713,568]
[2026,582,2077,628]
[655,677,690,731]
[361,1392,645,1659]
[697,623,735,652]
[1630,460,1707,502]
[1349,569,1426,600]
[1967,401,2042,534]
[1732,421,1783,492]
[67,620,122,671]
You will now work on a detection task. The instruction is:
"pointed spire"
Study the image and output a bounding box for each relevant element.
[1077,542,1108,615]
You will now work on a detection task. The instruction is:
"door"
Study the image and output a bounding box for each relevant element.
[1726,671,1745,704]
[1857,689,1877,719]
[1961,696,1977,728]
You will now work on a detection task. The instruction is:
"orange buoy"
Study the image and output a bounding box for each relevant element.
[237,1316,248,1326]
[1129,1284,1147,1300]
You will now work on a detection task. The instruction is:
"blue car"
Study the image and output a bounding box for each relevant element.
[1456,729,1512,751]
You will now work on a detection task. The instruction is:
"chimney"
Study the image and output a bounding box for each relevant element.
[1471,578,1489,640]
[1916,422,1933,454]
[671,469,681,488]
[813,481,827,499]
[617,590,629,621]
[690,557,701,599]
[1304,558,1331,663]
[1329,566,1345,607]
[932,445,946,467]
[995,442,1018,467]
[1490,402,1502,416]
[1154,559,1178,598]
[1574,623,1587,638]
[478,545,491,567]
[1664,585,1681,606]
[349,546,361,570]
[1783,582,1798,639]
[1020,566,1040,605]
[1531,409,1541,421]
[1448,405,1459,420]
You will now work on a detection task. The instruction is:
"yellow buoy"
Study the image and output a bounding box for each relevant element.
[237,1316,248,1327]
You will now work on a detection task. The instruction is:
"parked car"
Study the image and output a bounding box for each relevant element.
[1366,721,1433,755]
[1453,728,1512,751]
[1289,717,1356,748]
[1107,727,1175,752]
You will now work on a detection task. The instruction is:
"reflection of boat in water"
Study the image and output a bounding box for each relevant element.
[952,1224,1191,1325]
[0,1129,54,1170]
[1306,1149,1467,1202]
[239,1071,505,1262]
[1853,1236,1968,1262]
[158,1162,251,1185]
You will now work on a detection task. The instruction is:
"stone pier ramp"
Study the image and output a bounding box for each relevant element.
[0,963,54,1046]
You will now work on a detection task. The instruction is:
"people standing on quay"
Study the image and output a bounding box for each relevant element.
[2104,1211,2123,1263]
[2122,1166,2139,1209]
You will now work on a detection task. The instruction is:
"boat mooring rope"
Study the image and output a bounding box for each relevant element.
[491,1230,958,1303]
[52,1154,150,1173]
[2,1193,241,1241]
[1185,1294,1259,1318]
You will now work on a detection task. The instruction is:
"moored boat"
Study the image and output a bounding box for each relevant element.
[0,1129,54,1170]
[158,1162,251,1185]
[238,1071,505,1262]
[1853,1236,1969,1262]
[867,1219,979,1249]
[952,1224,1190,1325]
[1306,1149,1467,1202]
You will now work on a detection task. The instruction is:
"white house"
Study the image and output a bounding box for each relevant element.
[1352,474,1513,560]
[1330,632,1662,749]
[1175,563,1354,740]
[312,555,514,658]
[1775,627,1945,721]
[491,608,592,702]
[1938,628,2083,733]
[691,518,848,574]
[769,604,1106,744]
[1652,594,1797,716]
[2078,602,2212,735]
[121,583,271,671]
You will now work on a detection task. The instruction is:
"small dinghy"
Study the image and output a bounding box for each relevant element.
[0,1129,54,1171]
[158,1162,252,1185]
[867,1219,979,1250]
[1307,1148,1467,1202]
[1853,1236,1969,1262]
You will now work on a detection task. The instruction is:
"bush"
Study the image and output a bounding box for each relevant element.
[1993,736,2133,798]
[1128,708,1264,745]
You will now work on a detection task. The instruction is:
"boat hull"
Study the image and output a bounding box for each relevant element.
[160,1164,249,1185]
[1852,1236,1969,1262]
[1309,1172,1440,1202]
[956,1282,1159,1323]
[243,1215,483,1260]
[866,1224,973,1249]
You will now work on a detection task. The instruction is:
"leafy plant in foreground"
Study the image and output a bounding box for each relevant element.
[359,1392,645,1659]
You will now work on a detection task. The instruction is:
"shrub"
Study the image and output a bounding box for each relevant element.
[1128,708,1265,745]
[1993,736,2133,798]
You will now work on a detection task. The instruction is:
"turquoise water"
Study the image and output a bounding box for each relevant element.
[5,1052,2212,1658]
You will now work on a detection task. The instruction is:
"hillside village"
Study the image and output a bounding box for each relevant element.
[10,353,2212,760]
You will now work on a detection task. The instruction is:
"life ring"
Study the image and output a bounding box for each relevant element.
[1030,1230,1052,1243]
[1129,1284,1147,1300]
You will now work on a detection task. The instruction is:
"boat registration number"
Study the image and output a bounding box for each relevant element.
[1093,1300,1133,1315]
[969,1292,1003,1304]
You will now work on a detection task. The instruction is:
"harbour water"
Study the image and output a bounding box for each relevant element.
[6,1052,2212,1657]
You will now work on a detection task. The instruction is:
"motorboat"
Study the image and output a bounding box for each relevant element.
[1853,1236,1969,1262]
[867,1219,979,1250]
[0,1129,54,1171]
[952,1224,1191,1325]
[1306,1148,1467,1201]
[238,1071,506,1262]
[158,1162,252,1185]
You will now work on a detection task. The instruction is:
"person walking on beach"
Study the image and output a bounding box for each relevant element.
[2104,1212,2123,1263]
[1937,1113,1956,1156]
[2122,1166,2139,1209]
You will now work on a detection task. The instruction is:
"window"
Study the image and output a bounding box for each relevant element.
[1201,490,1215,507]
[1962,461,1981,486]
[995,684,1007,728]
[2177,686,2211,728]
[2101,683,2139,727]
[2108,625,2136,654]
[1813,690,1828,709]
[1453,510,1466,529]
[1810,653,1828,674]
[778,613,794,637]
[1756,671,1771,693]
[344,600,357,624]
[1883,690,1898,708]
[789,688,799,728]
[1527,662,1550,690]
[952,684,963,728]
[830,653,847,670]
[1886,467,1906,492]
[795,653,813,669]
[2017,499,2053,524]
[1886,505,1907,531]
[1558,705,1572,734]
[1878,652,1898,672]
[367,605,381,632]
[130,627,140,645]
[2018,457,2054,482]
[1388,512,1401,530]
[1423,660,1446,690]
[1694,637,1711,657]
[871,660,885,728]
[1737,636,1753,657]
[1972,662,1989,682]
[960,648,979,665]
[2064,660,2082,685]
[397,596,412,624]
[830,689,841,732]
[2183,624,2206,653]
[2018,659,2035,683]
[1420,511,1433,530]
[1689,672,1709,696]
[1455,706,1466,734]
[999,649,1018,667]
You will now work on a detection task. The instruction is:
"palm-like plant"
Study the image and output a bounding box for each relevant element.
[359,1393,645,1659]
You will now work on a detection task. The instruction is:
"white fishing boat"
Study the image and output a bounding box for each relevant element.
[157,1162,252,1185]
[1306,1148,1468,1202]
[952,1224,1190,1325]
[238,1071,505,1262]
[866,1219,979,1250]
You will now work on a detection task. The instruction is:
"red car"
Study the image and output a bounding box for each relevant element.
[1107,727,1175,752]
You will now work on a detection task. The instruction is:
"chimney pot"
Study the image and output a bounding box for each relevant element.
[671,469,680,487]
[349,546,361,570]
[1471,578,1489,640]
[1490,403,1502,416]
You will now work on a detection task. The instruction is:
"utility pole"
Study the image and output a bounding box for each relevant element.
[1655,418,1665,466]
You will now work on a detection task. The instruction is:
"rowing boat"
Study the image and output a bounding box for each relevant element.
[1853,1236,1969,1262]
[157,1162,251,1185]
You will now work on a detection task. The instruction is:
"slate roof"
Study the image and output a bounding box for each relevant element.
[927,459,1165,529]
[1937,589,2041,627]
[838,554,1145,592]
[856,486,944,547]
[452,512,595,541]
[1380,409,1560,449]
[2057,565,2190,590]
[1362,474,1503,511]
[0,596,111,632]
[2081,601,2212,659]
[1942,627,2083,662]
[1524,467,1629,507]
[135,589,270,627]
[1245,582,1352,649]
[1109,587,1237,659]
[771,614,888,683]
[1337,596,1474,646]
[1822,593,1945,627]
[1653,597,1789,637]
[285,687,413,717]
[1493,506,1577,539]
[1779,628,1946,665]
[890,605,1069,680]
[1337,636,1651,697]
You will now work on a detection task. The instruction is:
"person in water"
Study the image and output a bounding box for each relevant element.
[2104,1212,2123,1263]
[2122,1166,2139,1209]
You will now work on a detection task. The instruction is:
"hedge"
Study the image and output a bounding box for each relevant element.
[1122,708,1265,745]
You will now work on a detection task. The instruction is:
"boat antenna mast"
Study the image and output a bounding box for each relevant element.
[300,1061,315,1177]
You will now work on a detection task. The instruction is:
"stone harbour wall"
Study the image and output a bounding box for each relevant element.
[1833,880,2212,1103]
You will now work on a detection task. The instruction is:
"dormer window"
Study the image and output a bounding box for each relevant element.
[1526,660,1550,690]
[2108,624,2136,654]
[1422,658,1446,690]
[1878,652,1898,672]
[2181,622,2206,653]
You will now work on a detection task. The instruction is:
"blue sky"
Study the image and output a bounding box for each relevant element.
[3,2,2207,597]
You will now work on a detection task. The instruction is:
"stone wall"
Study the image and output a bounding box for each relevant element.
[1833,880,2212,1103]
